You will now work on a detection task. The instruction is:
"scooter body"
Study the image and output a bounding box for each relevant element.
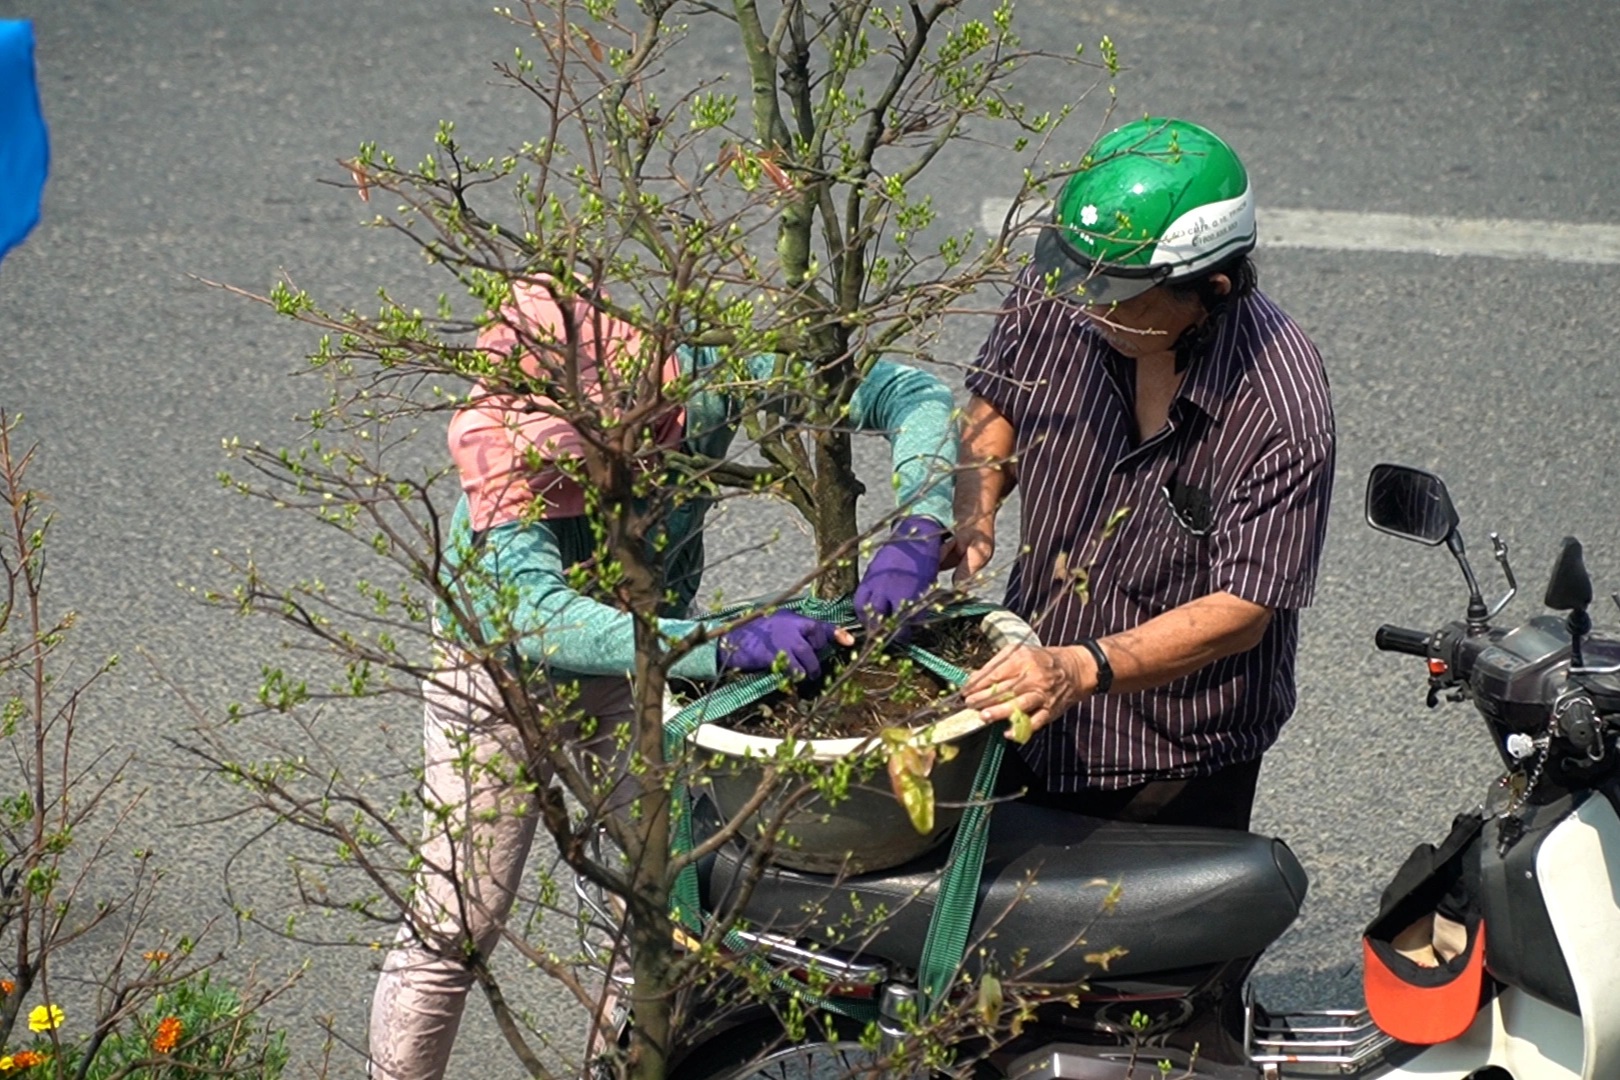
[661,465,1620,1080]
[1252,784,1620,1080]
[1444,788,1620,1080]
[693,779,1620,1080]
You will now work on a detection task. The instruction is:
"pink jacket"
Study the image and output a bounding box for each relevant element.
[449,281,684,531]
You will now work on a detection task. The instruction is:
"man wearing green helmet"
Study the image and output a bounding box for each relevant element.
[951,117,1335,829]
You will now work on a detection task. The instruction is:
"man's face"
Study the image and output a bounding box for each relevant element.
[1078,288,1184,359]
[1078,276,1225,361]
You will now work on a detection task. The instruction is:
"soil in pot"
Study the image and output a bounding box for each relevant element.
[674,611,998,741]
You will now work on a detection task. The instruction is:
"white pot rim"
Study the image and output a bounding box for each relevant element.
[683,607,1037,763]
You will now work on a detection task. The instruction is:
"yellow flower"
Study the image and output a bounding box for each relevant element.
[0,1055,14,1073]
[152,1015,184,1054]
[27,1002,65,1032]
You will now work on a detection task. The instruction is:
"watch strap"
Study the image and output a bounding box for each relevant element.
[1078,637,1113,695]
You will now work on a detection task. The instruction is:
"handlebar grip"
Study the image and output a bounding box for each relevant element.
[1376,625,1430,657]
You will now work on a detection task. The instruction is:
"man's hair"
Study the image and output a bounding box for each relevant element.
[1168,254,1257,371]
[1167,253,1258,309]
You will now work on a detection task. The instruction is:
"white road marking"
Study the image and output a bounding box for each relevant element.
[978,199,1620,266]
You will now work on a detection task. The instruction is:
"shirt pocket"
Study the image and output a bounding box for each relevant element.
[1121,495,1211,613]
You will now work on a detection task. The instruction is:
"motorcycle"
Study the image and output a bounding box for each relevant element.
[625,463,1620,1080]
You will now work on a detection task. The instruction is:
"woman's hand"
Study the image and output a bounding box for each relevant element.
[853,516,946,641]
[962,644,1092,737]
[720,612,855,680]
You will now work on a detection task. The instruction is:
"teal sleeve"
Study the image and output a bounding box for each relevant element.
[739,354,957,528]
[444,505,721,680]
[848,360,958,528]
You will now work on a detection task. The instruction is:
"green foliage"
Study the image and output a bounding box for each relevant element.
[203,3,1133,1078]
[0,414,296,1078]
[0,972,290,1079]
[268,280,312,317]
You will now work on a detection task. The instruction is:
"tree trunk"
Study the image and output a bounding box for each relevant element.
[599,449,680,1080]
[624,613,677,1080]
[811,424,861,600]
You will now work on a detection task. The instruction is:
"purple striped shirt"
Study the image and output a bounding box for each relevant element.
[965,276,1335,791]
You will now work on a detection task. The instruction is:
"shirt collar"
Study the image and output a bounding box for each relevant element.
[1172,297,1248,422]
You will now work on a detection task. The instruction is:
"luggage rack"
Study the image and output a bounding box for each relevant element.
[1244,987,1396,1077]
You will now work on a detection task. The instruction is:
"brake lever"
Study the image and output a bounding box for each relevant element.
[1481,532,1517,621]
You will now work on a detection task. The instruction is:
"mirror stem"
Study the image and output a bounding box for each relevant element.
[1448,530,1489,631]
[1569,607,1591,669]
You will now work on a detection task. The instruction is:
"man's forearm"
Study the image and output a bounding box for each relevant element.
[1080,592,1273,695]
[955,396,1016,526]
[963,592,1274,729]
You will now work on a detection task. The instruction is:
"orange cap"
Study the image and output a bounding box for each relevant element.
[1363,919,1487,1045]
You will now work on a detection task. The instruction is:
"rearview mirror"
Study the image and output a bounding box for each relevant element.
[1543,537,1593,612]
[1365,464,1458,546]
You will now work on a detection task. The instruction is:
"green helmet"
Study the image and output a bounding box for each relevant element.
[1032,117,1256,306]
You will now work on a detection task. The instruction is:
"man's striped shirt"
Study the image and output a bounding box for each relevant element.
[965,277,1335,791]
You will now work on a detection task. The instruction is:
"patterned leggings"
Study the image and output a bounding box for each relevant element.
[367,661,634,1080]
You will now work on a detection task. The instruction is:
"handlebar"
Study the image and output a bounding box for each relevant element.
[1376,624,1430,657]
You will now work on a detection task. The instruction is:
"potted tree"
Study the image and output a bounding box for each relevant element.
[216,2,1118,1076]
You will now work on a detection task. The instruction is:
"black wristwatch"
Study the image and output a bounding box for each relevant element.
[1078,637,1113,694]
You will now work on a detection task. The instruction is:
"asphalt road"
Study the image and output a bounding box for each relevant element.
[4,0,1620,1076]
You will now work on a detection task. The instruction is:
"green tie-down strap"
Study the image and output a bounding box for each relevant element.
[664,596,1004,1022]
[915,729,1002,1015]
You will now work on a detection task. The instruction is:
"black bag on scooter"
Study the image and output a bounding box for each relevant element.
[1361,811,1488,1044]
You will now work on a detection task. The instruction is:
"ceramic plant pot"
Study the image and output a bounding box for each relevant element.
[684,608,1038,875]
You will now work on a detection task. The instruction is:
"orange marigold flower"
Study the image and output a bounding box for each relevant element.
[11,1051,46,1068]
[0,979,13,994]
[152,1015,184,1054]
[142,950,170,965]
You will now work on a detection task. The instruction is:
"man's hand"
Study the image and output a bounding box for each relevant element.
[962,644,1094,736]
[944,516,995,587]
[720,612,854,680]
[854,515,946,640]
[963,594,1273,735]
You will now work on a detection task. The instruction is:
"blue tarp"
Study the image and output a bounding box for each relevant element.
[0,20,49,264]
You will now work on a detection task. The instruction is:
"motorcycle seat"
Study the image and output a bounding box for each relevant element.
[699,799,1309,984]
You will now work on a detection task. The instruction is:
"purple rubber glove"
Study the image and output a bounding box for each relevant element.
[719,611,842,679]
[854,515,946,637]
